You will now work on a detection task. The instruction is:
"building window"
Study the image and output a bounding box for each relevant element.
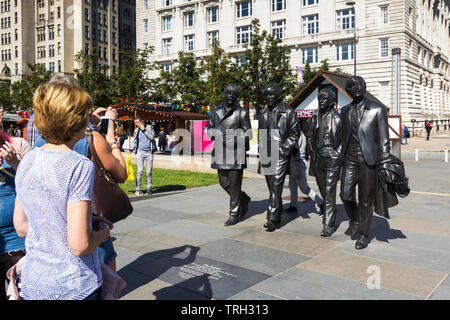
[336,43,354,61]
[162,37,172,54]
[162,0,171,6]
[143,19,148,32]
[15,63,18,75]
[236,1,252,18]
[58,42,61,54]
[271,20,285,39]
[336,9,354,31]
[162,15,171,31]
[380,5,389,25]
[49,62,55,73]
[207,30,219,48]
[14,45,17,57]
[58,60,61,73]
[49,44,55,57]
[85,8,89,21]
[236,25,252,44]
[303,0,318,7]
[48,27,54,40]
[162,63,172,73]
[302,47,318,64]
[57,24,61,36]
[380,38,389,57]
[112,49,116,61]
[272,0,286,12]
[144,0,148,10]
[57,7,61,19]
[85,25,89,39]
[302,14,319,35]
[184,34,195,51]
[207,6,218,24]
[184,11,194,27]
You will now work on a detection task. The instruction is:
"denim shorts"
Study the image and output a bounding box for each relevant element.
[97,236,117,265]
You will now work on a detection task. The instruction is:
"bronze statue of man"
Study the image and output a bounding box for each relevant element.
[340,76,391,249]
[258,83,300,232]
[207,84,252,226]
[307,88,342,237]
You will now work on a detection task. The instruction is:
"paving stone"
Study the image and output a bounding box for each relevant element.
[114,246,154,272]
[118,271,208,300]
[257,267,419,300]
[130,204,207,222]
[389,215,450,238]
[130,254,271,300]
[197,239,310,275]
[231,229,342,257]
[147,220,243,243]
[111,215,158,234]
[336,239,450,273]
[428,285,450,300]
[113,229,203,256]
[297,250,447,299]
[229,289,286,300]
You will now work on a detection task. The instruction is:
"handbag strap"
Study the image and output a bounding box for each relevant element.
[87,132,111,182]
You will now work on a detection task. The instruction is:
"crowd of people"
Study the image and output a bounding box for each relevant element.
[0,74,134,300]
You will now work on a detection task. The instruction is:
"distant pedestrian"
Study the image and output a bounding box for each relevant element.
[128,115,156,195]
[14,128,20,137]
[7,125,14,136]
[158,127,167,152]
[425,121,432,141]
[401,124,409,145]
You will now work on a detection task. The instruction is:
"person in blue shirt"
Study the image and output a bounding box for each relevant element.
[0,126,31,299]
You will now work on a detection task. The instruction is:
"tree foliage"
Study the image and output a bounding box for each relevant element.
[112,48,155,102]
[240,19,297,113]
[74,50,115,107]
[10,63,53,111]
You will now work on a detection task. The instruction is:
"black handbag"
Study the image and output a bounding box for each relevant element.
[87,133,133,223]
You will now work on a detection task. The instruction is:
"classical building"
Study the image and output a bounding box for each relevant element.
[118,0,136,67]
[0,0,35,83]
[0,0,138,82]
[136,0,450,132]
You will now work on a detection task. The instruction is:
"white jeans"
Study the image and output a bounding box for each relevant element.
[136,150,154,192]
[289,159,323,207]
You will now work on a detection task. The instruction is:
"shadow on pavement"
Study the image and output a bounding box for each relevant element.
[153,274,213,300]
[118,244,201,298]
[369,219,407,243]
[240,199,269,222]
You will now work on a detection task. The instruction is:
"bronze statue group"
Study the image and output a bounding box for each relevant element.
[207,76,409,250]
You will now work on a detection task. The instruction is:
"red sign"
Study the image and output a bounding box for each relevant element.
[296,110,314,118]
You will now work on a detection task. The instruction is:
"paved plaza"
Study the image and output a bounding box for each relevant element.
[114,136,450,300]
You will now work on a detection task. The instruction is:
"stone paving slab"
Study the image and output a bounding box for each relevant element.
[129,254,271,300]
[231,229,342,257]
[297,250,447,299]
[129,205,204,223]
[229,289,286,300]
[146,220,243,244]
[112,215,159,234]
[388,215,450,238]
[252,268,419,300]
[113,229,203,257]
[336,239,450,273]
[119,271,209,300]
[196,239,310,276]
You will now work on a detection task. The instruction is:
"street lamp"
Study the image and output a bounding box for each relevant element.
[346,1,356,75]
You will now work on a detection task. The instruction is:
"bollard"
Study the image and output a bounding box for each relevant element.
[445,147,448,163]
[415,147,419,161]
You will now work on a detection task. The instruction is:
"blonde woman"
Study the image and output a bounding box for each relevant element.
[13,82,111,300]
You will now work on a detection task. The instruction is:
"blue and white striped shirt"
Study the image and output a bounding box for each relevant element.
[15,148,102,300]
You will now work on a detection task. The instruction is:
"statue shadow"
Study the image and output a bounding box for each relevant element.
[369,219,408,243]
[117,244,201,298]
[240,199,269,222]
[153,274,213,300]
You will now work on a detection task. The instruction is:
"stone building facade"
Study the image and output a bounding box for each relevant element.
[136,0,450,134]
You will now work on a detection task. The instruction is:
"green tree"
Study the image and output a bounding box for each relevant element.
[10,63,53,111]
[74,49,115,107]
[112,48,156,102]
[151,51,204,106]
[0,82,12,111]
[240,19,297,114]
[200,43,242,106]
